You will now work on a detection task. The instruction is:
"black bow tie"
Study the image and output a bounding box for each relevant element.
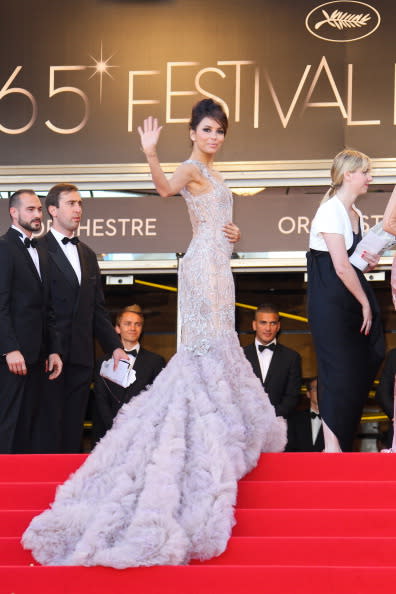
[310,411,321,420]
[24,237,38,248]
[61,236,79,245]
[258,343,275,352]
[125,349,137,357]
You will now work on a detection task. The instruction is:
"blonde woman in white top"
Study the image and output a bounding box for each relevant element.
[307,149,384,452]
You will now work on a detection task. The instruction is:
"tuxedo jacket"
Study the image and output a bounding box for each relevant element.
[286,409,324,452]
[375,348,396,448]
[244,342,302,418]
[38,231,121,367]
[0,227,59,364]
[94,347,165,431]
[376,348,396,420]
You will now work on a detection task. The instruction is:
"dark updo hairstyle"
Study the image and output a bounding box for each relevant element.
[189,98,228,135]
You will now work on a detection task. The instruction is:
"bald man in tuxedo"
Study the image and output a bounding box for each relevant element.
[244,303,301,419]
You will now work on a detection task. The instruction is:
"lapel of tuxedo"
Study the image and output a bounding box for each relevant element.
[77,242,89,290]
[264,344,281,387]
[132,348,147,375]
[304,411,315,447]
[314,423,325,449]
[45,232,80,290]
[248,344,264,383]
[7,228,42,286]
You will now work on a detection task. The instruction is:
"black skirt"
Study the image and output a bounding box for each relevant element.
[307,233,384,451]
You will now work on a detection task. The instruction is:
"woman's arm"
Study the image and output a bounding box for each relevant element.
[323,232,372,335]
[137,117,197,197]
[382,186,396,235]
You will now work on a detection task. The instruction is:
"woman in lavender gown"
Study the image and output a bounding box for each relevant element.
[22,99,286,568]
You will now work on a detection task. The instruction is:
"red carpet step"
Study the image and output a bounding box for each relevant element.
[1,452,396,594]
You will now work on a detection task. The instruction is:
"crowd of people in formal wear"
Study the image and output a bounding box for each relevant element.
[12,99,396,569]
[1,171,396,456]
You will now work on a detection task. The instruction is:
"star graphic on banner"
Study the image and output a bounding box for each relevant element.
[87,43,118,103]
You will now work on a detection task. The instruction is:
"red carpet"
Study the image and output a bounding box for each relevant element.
[1,452,396,593]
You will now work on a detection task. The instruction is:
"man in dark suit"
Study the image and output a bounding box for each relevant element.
[0,190,62,453]
[92,305,165,443]
[34,183,125,453]
[286,377,324,452]
[244,303,301,418]
[375,348,396,449]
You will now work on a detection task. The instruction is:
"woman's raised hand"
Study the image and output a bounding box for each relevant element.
[137,117,163,156]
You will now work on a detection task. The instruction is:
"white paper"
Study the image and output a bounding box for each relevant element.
[100,357,136,388]
[349,225,396,271]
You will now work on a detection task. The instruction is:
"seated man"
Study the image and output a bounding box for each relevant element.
[286,377,324,452]
[375,348,396,449]
[244,303,301,419]
[92,305,165,443]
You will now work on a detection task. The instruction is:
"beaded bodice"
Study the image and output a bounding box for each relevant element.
[179,160,235,354]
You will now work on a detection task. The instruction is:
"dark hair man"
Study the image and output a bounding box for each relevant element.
[244,303,301,418]
[0,190,62,453]
[34,183,125,453]
[286,377,324,452]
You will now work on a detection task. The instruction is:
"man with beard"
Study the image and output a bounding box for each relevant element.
[0,190,62,453]
[34,183,125,453]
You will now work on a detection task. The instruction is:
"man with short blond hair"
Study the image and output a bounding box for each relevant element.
[93,306,165,443]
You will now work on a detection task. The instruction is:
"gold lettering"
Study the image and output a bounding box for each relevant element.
[217,61,254,121]
[166,62,198,123]
[194,67,229,117]
[303,56,347,118]
[127,70,160,132]
[266,66,311,128]
[347,64,380,125]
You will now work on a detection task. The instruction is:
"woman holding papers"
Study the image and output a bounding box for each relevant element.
[307,149,384,452]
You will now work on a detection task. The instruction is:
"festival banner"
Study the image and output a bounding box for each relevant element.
[0,189,391,253]
[0,0,395,171]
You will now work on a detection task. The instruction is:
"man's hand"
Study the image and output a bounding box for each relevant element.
[5,350,27,375]
[112,347,128,370]
[46,353,63,380]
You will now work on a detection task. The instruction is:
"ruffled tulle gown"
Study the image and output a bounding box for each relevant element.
[22,159,286,568]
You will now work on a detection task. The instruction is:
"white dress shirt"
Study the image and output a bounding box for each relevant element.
[310,409,322,444]
[255,338,276,382]
[50,227,81,284]
[125,343,140,368]
[12,225,41,279]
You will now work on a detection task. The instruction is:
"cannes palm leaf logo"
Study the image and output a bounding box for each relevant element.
[315,9,371,30]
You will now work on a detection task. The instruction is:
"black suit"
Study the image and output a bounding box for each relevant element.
[375,348,396,448]
[286,409,324,452]
[92,346,165,443]
[0,228,59,453]
[35,230,122,453]
[244,342,301,418]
